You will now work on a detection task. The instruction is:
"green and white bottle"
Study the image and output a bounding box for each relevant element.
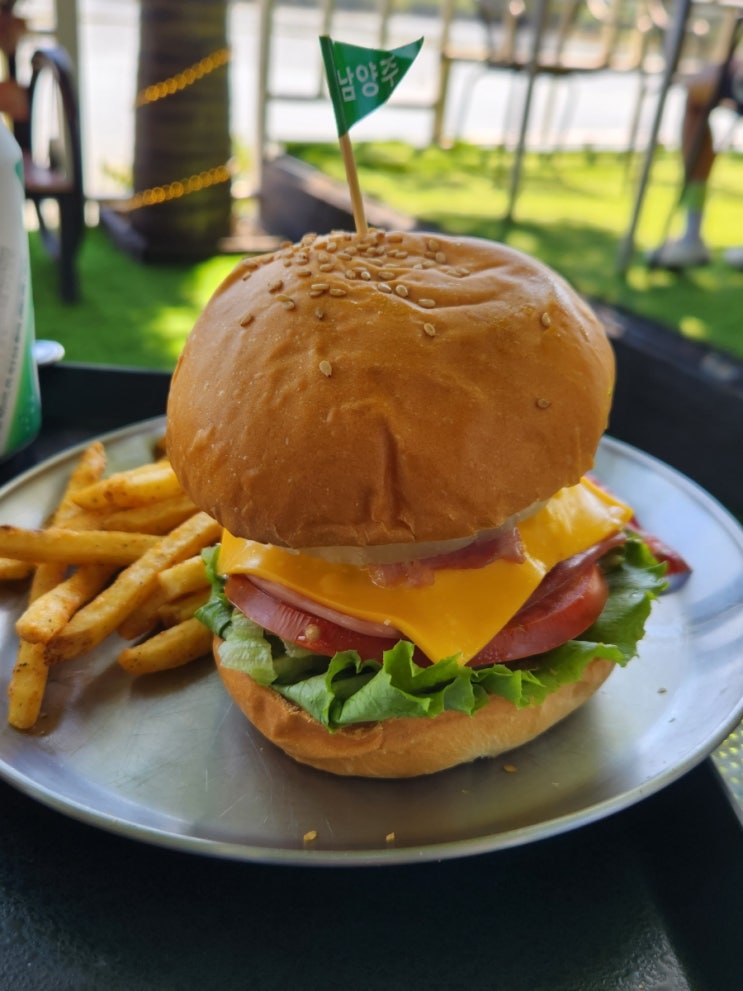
[0,119,41,460]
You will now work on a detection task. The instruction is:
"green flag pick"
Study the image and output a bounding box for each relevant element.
[319,35,424,233]
[320,35,424,136]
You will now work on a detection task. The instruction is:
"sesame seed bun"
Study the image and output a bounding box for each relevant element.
[166,230,615,550]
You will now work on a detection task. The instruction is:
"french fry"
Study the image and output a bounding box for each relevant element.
[0,525,159,565]
[0,558,33,582]
[157,554,210,600]
[7,641,49,730]
[114,552,208,641]
[57,441,108,506]
[7,441,108,729]
[152,435,167,460]
[117,617,212,676]
[62,493,198,535]
[6,562,67,731]
[15,564,116,644]
[115,553,210,639]
[157,588,211,628]
[116,583,172,641]
[5,439,219,730]
[71,460,181,510]
[44,512,221,665]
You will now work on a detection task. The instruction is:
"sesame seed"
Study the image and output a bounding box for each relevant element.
[419,298,437,308]
[536,398,552,409]
[378,283,392,293]
[385,832,396,845]
[329,286,347,297]
[303,829,318,844]
[326,241,338,252]
[295,267,313,277]
[310,282,329,293]
[457,267,471,276]
[421,259,436,269]
[427,237,439,251]
[267,278,284,293]
[318,262,335,272]
[378,270,396,280]
[314,307,325,320]
[388,233,404,242]
[240,271,252,281]
[435,251,447,264]
[423,322,436,337]
[393,250,408,259]
[280,298,296,310]
[239,313,254,326]
[503,764,518,773]
[276,293,292,302]
[541,312,552,328]
[359,269,372,281]
[296,252,309,264]
[395,284,409,298]
[345,270,357,279]
[319,359,333,377]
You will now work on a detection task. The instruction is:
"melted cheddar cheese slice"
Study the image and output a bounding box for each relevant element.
[219,477,633,664]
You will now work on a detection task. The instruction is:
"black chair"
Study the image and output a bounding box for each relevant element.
[16,45,85,302]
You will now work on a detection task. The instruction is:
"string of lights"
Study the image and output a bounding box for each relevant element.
[128,46,232,210]
[121,164,232,212]
[134,47,231,107]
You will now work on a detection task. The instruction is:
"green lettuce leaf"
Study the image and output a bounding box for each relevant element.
[197,537,667,731]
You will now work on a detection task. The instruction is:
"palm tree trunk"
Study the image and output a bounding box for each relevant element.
[131,0,231,258]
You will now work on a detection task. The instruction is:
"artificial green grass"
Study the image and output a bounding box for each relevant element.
[28,143,743,369]
[29,227,241,371]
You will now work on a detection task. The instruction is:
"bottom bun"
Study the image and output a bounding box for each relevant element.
[214,642,615,778]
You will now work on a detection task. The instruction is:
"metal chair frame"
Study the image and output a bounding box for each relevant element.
[17,44,85,302]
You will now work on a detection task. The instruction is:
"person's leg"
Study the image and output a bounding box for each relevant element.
[678,67,720,241]
[721,59,743,270]
[648,65,721,269]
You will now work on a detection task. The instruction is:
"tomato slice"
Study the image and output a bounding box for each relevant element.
[225,554,610,667]
[467,563,608,666]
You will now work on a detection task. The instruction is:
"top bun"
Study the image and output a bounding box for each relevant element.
[167,230,614,550]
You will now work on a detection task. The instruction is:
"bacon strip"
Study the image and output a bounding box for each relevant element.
[368,522,525,588]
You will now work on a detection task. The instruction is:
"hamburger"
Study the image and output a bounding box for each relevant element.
[166,229,670,778]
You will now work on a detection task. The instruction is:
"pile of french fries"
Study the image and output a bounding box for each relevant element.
[0,439,221,731]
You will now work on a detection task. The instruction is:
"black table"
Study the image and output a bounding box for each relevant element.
[1,363,741,991]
